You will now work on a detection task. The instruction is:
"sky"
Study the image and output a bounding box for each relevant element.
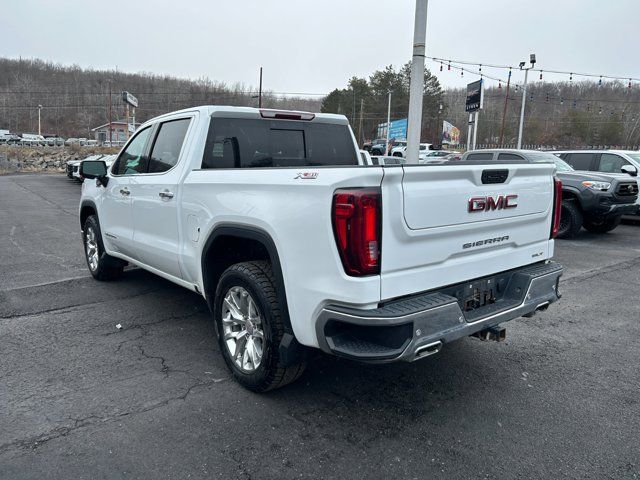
[1,0,640,95]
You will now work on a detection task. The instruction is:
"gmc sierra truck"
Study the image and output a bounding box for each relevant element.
[79,106,564,392]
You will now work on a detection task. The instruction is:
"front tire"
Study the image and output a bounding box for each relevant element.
[83,215,125,280]
[214,261,305,392]
[583,215,622,233]
[557,200,583,239]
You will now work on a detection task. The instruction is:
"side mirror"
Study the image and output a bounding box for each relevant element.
[621,165,638,177]
[80,160,109,186]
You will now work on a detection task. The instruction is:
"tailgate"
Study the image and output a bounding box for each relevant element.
[380,163,556,300]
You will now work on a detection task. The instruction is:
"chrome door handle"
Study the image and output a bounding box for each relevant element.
[119,188,130,196]
[159,190,174,199]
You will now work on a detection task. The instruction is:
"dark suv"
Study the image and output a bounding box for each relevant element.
[461,149,639,238]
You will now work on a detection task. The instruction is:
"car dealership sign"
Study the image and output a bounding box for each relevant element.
[465,80,484,113]
[121,91,138,108]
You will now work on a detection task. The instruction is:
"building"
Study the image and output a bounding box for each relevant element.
[91,121,140,143]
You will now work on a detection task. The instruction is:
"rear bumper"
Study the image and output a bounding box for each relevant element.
[316,261,563,363]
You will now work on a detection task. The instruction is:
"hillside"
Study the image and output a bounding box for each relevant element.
[0,58,322,137]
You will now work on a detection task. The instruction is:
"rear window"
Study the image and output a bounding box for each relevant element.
[201,118,358,168]
[564,153,595,170]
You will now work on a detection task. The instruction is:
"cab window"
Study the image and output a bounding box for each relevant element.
[114,127,152,175]
[148,118,191,173]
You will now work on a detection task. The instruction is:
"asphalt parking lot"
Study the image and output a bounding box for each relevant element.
[1,173,639,479]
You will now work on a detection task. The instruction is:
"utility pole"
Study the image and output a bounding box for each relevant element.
[517,53,536,149]
[385,91,391,155]
[357,99,364,146]
[37,105,42,135]
[406,0,429,164]
[108,80,113,144]
[258,67,263,108]
[498,70,512,147]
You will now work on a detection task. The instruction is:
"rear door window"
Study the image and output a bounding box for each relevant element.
[201,118,358,168]
[597,153,630,173]
[563,153,595,171]
[114,126,152,175]
[147,118,191,173]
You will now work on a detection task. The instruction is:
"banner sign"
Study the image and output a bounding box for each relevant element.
[465,80,484,112]
[441,121,460,146]
[376,118,408,140]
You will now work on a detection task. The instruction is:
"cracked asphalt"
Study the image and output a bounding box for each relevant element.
[1,173,639,479]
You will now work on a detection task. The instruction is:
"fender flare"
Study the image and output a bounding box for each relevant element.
[200,223,291,333]
[79,199,98,230]
[561,185,584,209]
[200,224,308,365]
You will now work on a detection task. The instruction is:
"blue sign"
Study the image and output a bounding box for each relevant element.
[378,118,408,140]
[388,118,407,139]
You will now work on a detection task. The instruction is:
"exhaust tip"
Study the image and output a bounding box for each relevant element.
[415,341,442,359]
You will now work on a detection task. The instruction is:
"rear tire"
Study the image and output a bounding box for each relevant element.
[83,215,125,280]
[557,200,583,239]
[583,215,622,233]
[214,261,305,392]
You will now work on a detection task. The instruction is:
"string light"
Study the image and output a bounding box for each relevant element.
[428,55,640,83]
[569,73,573,82]
[599,76,603,86]
[439,62,443,72]
[447,61,451,71]
[498,80,502,89]
[539,71,543,80]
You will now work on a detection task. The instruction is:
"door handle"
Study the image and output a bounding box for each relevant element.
[159,190,174,199]
[119,188,130,196]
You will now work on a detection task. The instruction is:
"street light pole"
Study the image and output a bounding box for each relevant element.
[406,0,429,164]
[517,53,536,149]
[37,105,42,136]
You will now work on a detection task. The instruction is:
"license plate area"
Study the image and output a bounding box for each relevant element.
[460,279,497,312]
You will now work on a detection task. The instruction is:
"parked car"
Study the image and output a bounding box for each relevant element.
[66,159,82,179]
[418,150,457,164]
[78,106,563,392]
[19,134,45,146]
[0,134,21,145]
[462,149,638,237]
[362,138,386,153]
[555,150,640,217]
[392,142,432,158]
[65,138,79,146]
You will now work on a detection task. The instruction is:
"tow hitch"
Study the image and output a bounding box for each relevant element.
[472,326,506,342]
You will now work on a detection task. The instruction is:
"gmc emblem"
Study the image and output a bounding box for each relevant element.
[468,195,518,212]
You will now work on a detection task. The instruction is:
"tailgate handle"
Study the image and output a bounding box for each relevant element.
[481,169,509,184]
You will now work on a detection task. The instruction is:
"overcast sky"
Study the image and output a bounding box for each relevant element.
[1,0,639,94]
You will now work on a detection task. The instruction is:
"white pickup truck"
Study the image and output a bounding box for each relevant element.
[79,106,563,391]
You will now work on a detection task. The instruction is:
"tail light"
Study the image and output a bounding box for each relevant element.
[332,188,381,276]
[550,177,562,238]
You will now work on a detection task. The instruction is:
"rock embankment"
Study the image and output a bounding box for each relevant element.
[0,146,118,174]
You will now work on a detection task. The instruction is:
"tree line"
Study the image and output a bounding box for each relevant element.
[0,58,321,136]
[2,57,639,148]
[320,62,640,148]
